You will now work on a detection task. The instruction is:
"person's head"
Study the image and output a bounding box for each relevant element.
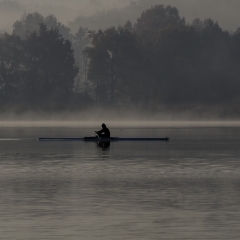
[102,123,106,128]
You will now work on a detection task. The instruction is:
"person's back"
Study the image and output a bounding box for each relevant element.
[96,123,110,138]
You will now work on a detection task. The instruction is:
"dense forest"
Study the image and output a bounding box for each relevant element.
[1,4,240,114]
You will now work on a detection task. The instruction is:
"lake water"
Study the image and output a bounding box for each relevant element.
[0,123,240,239]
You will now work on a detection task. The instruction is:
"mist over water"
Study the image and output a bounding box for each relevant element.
[0,106,239,127]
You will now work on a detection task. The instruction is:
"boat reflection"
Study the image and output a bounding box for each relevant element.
[96,141,110,149]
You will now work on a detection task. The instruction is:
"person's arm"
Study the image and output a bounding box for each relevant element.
[96,129,104,134]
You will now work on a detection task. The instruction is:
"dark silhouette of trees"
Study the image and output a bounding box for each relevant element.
[0,33,24,104]
[0,24,78,109]
[130,5,188,106]
[231,28,240,63]
[191,18,232,104]
[2,4,240,112]
[12,13,90,96]
[229,28,240,102]
[134,5,185,34]
[44,15,71,40]
[85,4,240,108]
[86,26,138,104]
[149,24,200,104]
[23,24,78,106]
[13,12,71,40]
[13,12,44,39]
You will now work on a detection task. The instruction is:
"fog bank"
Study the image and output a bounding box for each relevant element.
[2,0,240,33]
[0,104,240,123]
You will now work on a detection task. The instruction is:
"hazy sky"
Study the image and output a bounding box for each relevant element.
[20,0,240,31]
[1,0,240,32]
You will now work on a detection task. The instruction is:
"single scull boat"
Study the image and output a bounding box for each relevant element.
[39,137,170,141]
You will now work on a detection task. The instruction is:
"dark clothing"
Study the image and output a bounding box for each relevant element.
[96,127,110,138]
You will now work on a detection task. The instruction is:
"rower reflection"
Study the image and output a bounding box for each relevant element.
[96,141,110,149]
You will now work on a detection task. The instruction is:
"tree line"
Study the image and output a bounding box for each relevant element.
[86,5,240,108]
[1,4,240,111]
[0,12,91,110]
[0,23,79,109]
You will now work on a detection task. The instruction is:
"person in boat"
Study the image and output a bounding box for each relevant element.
[95,123,110,138]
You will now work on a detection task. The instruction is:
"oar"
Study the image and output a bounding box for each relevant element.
[95,131,101,139]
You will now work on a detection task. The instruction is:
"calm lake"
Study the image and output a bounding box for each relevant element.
[0,122,240,239]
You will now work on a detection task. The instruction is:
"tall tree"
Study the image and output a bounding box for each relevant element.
[0,33,24,103]
[192,18,231,103]
[133,5,186,106]
[23,24,78,106]
[86,25,138,104]
[150,24,200,104]
[134,4,185,34]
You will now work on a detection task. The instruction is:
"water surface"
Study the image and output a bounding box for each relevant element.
[0,125,240,239]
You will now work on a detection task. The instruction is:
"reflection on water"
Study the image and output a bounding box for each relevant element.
[97,141,111,149]
[0,126,240,239]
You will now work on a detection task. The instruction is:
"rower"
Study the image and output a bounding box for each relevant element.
[95,123,110,138]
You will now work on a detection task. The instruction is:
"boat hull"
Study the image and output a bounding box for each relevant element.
[39,137,169,141]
